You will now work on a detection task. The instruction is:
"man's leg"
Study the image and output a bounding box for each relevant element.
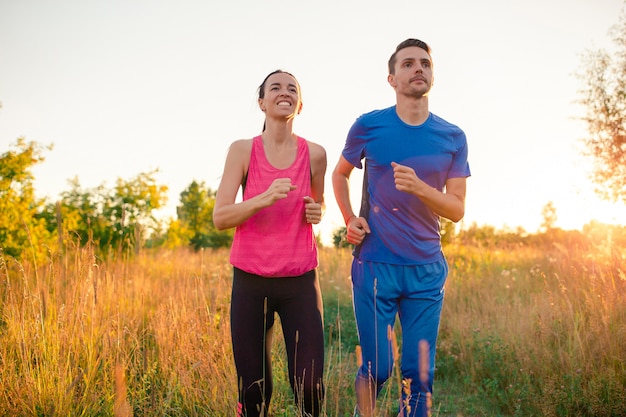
[398,259,448,417]
[351,259,401,417]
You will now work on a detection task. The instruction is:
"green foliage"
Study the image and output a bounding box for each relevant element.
[331,226,351,248]
[2,138,234,258]
[577,10,626,205]
[171,180,232,250]
[0,138,54,263]
[51,170,168,256]
[437,331,535,416]
[456,223,530,248]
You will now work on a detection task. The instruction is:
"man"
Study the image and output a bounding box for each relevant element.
[332,38,471,417]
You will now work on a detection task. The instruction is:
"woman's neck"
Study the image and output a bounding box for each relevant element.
[261,122,298,168]
[262,119,296,145]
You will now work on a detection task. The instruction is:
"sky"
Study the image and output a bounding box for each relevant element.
[1,0,625,245]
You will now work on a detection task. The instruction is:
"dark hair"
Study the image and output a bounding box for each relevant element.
[258,69,299,99]
[388,38,431,74]
[258,69,300,131]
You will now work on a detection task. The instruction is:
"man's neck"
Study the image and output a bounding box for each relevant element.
[395,95,429,126]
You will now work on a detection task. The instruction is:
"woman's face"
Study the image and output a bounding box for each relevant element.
[259,72,302,119]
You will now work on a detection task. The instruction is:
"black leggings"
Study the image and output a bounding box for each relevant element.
[230,267,325,417]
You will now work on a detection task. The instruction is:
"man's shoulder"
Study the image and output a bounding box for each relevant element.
[355,106,396,124]
[429,113,465,136]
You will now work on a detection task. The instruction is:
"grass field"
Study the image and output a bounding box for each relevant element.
[1,228,625,416]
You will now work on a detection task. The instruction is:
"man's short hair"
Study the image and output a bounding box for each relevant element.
[388,38,432,74]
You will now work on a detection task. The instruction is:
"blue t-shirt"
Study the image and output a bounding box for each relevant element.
[342,106,471,265]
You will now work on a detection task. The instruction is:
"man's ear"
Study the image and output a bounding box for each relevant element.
[387,73,396,88]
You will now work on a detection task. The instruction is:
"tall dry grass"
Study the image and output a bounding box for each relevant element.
[438,231,626,416]
[0,245,238,415]
[1,228,625,416]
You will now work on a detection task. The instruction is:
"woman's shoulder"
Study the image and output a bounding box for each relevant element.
[306,139,325,153]
[301,138,327,178]
[301,138,326,160]
[228,137,255,153]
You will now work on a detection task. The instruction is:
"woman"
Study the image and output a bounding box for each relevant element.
[213,70,327,417]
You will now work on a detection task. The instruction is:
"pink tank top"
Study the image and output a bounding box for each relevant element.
[229,135,318,277]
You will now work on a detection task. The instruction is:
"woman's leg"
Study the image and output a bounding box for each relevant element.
[231,268,275,417]
[277,269,325,417]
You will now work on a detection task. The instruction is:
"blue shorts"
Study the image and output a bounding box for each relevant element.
[351,257,448,416]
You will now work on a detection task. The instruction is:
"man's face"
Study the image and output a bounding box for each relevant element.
[388,46,433,98]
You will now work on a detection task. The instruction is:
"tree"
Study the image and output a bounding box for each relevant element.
[332,226,352,248]
[0,138,54,262]
[174,180,232,250]
[577,12,626,204]
[111,170,169,250]
[53,170,168,255]
[540,201,558,232]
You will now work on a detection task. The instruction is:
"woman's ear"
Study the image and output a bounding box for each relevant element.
[297,101,303,115]
[258,98,266,112]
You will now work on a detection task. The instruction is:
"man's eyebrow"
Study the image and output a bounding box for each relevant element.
[401,57,431,63]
